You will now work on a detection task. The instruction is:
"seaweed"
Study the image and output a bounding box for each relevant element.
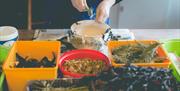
[92,65,180,91]
[112,42,166,64]
[57,36,77,53]
[27,65,180,91]
[27,78,91,91]
[63,58,105,74]
[15,52,56,68]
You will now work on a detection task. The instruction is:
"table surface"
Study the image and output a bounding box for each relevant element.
[130,29,180,40]
[18,29,180,40]
[18,30,34,40]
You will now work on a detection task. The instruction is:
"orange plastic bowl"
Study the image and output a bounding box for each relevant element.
[59,49,111,78]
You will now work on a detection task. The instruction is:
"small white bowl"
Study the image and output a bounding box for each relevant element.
[71,20,110,37]
[0,26,18,47]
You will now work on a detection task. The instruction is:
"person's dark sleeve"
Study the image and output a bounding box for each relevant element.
[115,0,122,5]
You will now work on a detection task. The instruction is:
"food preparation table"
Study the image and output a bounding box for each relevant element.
[18,29,180,40]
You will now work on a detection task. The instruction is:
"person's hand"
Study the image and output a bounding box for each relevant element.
[96,0,115,23]
[71,0,88,12]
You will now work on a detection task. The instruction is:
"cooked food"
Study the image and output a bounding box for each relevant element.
[112,42,166,63]
[63,58,105,74]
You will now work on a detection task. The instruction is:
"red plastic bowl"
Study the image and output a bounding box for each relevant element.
[59,49,111,78]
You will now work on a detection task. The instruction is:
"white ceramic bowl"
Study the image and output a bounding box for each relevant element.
[70,20,110,50]
[71,20,110,37]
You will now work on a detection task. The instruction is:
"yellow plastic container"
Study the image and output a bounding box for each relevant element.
[3,41,61,91]
[107,40,170,68]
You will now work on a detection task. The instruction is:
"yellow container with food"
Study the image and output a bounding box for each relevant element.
[108,40,170,68]
[3,41,60,91]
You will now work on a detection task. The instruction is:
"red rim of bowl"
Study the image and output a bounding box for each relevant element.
[59,49,111,78]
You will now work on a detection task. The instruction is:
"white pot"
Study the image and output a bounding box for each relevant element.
[0,26,18,47]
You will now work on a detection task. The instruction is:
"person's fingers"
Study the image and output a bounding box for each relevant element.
[75,0,84,12]
[95,7,99,21]
[96,12,103,23]
[83,0,89,8]
[96,9,107,23]
[95,0,112,23]
[71,0,87,12]
[79,0,86,11]
[102,12,108,23]
[102,15,108,23]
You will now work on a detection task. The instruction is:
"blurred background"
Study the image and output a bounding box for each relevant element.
[0,0,180,29]
[110,0,180,29]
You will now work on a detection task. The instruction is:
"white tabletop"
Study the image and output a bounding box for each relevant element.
[34,29,180,40]
[130,29,180,40]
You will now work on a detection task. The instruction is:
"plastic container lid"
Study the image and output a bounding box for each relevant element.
[0,26,18,41]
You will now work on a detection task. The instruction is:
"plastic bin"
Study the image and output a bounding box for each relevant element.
[169,63,180,82]
[3,41,61,91]
[162,39,180,82]
[59,49,110,78]
[0,45,10,91]
[0,72,5,91]
[0,45,10,64]
[162,39,180,56]
[107,40,170,68]
[26,78,90,91]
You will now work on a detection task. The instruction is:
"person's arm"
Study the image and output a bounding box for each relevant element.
[96,0,116,23]
[70,0,123,23]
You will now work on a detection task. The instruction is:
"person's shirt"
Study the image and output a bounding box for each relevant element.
[35,0,122,29]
